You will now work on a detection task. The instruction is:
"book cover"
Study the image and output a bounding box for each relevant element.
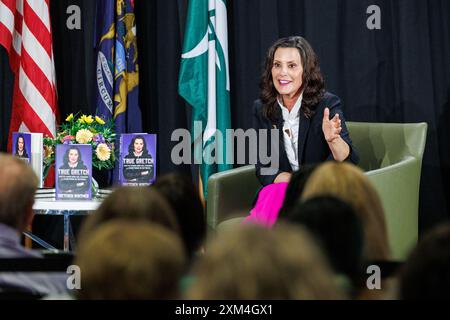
[12,132,31,163]
[12,132,43,187]
[55,144,92,200]
[119,133,156,186]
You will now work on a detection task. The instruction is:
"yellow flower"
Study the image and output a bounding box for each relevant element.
[44,145,54,158]
[84,115,94,124]
[95,116,105,125]
[78,114,94,124]
[96,143,111,161]
[65,113,74,122]
[76,129,94,144]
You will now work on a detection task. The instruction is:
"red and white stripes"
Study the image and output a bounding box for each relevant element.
[0,0,58,145]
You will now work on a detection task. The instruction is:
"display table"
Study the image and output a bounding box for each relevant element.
[28,189,111,252]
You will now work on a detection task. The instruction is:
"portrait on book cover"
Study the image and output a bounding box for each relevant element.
[12,132,31,163]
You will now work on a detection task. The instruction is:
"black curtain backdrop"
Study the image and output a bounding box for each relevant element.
[0,0,449,234]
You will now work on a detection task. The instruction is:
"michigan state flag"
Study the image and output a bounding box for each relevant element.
[94,0,142,185]
[94,0,141,135]
[178,0,232,197]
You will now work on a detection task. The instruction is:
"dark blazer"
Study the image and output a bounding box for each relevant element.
[254,91,359,186]
[123,152,154,183]
[58,162,89,192]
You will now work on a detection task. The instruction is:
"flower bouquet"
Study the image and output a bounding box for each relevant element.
[43,113,116,183]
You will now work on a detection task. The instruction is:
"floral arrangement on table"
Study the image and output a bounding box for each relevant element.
[43,113,116,178]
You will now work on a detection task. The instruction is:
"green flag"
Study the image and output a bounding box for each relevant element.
[178,0,232,197]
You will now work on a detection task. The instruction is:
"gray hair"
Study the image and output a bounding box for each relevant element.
[0,153,38,229]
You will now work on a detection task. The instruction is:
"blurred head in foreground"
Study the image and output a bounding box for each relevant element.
[301,162,390,261]
[76,220,186,299]
[79,186,179,242]
[0,153,38,232]
[284,195,365,292]
[153,173,205,261]
[399,223,450,300]
[186,224,343,299]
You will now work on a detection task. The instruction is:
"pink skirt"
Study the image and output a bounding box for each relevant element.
[243,182,289,228]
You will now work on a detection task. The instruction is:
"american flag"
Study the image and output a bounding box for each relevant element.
[0,0,58,150]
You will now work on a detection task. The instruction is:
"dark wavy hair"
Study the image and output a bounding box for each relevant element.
[14,134,29,158]
[128,135,150,156]
[63,146,84,166]
[260,36,325,122]
[153,173,205,262]
[277,163,319,219]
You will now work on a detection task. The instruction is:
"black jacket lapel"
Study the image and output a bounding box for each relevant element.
[272,116,292,172]
[297,112,310,165]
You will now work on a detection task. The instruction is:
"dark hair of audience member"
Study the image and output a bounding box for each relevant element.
[399,223,450,300]
[75,220,186,299]
[277,163,318,219]
[78,186,179,242]
[153,173,205,261]
[186,224,344,299]
[284,195,366,293]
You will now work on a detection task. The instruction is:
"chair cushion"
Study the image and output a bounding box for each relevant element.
[217,217,245,232]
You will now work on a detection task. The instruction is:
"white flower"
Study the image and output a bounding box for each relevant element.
[96,143,111,161]
[75,129,93,144]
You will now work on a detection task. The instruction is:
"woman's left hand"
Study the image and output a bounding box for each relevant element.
[322,107,342,143]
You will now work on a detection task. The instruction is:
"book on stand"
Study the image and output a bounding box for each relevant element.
[55,144,92,200]
[12,132,43,187]
[119,133,156,186]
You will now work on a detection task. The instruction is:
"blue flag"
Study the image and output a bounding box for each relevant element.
[94,0,141,135]
[94,0,142,185]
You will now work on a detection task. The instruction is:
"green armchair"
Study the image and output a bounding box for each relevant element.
[206,122,428,260]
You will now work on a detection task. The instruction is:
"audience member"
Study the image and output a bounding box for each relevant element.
[284,195,365,296]
[0,153,67,296]
[186,224,344,299]
[399,223,450,299]
[78,186,179,242]
[75,220,186,299]
[277,163,318,218]
[301,162,390,261]
[153,173,206,262]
